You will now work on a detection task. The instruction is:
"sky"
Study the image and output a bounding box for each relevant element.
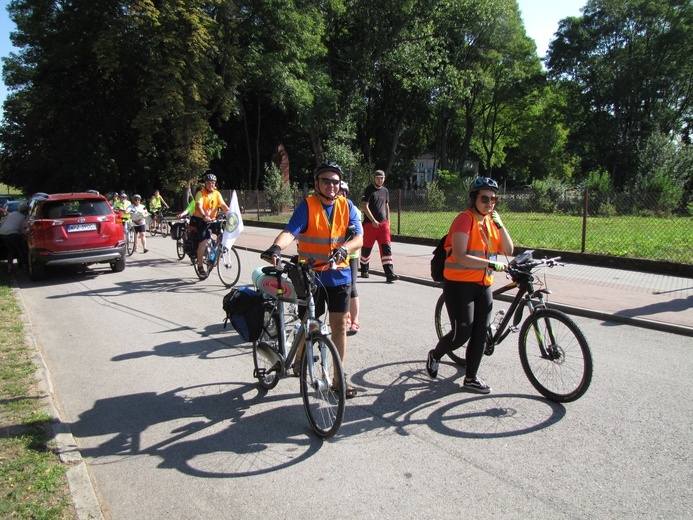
[0,0,587,115]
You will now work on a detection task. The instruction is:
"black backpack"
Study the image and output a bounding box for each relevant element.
[222,287,265,342]
[430,234,449,282]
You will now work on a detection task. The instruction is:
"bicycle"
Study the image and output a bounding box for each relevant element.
[191,217,241,287]
[149,208,169,238]
[252,254,346,438]
[172,216,190,260]
[434,250,593,403]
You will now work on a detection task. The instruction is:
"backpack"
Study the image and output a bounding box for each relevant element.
[222,287,265,342]
[430,234,449,282]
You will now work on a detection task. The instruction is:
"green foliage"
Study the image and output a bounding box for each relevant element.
[528,178,568,213]
[263,162,292,215]
[630,132,686,213]
[584,168,613,193]
[425,180,446,211]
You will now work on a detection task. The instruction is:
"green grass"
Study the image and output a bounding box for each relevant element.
[252,210,693,264]
[0,272,76,519]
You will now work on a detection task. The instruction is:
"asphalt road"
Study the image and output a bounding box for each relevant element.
[15,235,692,519]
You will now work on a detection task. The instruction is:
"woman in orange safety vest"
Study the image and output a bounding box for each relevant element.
[425,177,514,394]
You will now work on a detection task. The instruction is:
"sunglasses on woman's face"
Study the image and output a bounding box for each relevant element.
[479,195,498,204]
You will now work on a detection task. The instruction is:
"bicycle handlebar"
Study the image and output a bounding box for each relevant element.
[507,256,564,281]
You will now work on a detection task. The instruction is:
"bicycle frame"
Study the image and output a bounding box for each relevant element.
[487,259,559,357]
[255,262,328,380]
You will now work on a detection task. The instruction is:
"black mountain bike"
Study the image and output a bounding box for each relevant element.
[434,250,593,403]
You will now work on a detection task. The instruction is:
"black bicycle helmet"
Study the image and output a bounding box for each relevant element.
[119,191,127,198]
[339,181,349,194]
[470,177,499,193]
[204,173,217,182]
[313,162,344,180]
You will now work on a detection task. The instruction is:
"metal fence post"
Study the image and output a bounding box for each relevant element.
[581,188,588,253]
[256,190,260,221]
[397,189,401,235]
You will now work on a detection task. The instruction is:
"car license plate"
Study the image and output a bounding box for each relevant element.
[67,223,97,232]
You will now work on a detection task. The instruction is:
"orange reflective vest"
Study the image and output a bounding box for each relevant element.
[193,188,224,218]
[297,195,350,271]
[443,209,499,286]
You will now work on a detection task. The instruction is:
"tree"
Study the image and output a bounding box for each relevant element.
[546,0,693,187]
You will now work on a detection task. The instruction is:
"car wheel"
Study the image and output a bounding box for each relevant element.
[29,257,45,281]
[111,254,126,272]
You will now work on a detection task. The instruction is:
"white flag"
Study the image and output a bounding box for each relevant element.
[222,190,244,249]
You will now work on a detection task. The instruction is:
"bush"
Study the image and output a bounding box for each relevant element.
[426,180,446,211]
[528,178,567,213]
[263,163,292,214]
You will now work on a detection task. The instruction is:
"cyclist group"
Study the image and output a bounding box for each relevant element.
[113,166,513,397]
[262,166,512,398]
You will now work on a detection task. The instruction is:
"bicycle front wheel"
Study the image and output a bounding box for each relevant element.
[434,293,466,366]
[160,218,169,238]
[176,238,186,260]
[148,217,157,237]
[300,334,345,439]
[126,227,136,256]
[519,308,593,403]
[217,246,241,288]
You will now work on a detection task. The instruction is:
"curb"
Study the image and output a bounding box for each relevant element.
[16,285,105,520]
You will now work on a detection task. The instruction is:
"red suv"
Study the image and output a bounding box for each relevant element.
[25,192,126,280]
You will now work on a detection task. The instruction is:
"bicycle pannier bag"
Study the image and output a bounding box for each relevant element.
[223,287,264,342]
[430,234,449,282]
[170,222,184,240]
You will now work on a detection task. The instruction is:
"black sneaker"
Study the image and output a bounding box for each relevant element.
[463,377,491,394]
[361,270,369,279]
[386,274,399,283]
[426,350,439,379]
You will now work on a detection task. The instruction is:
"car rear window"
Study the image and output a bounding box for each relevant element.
[41,199,112,219]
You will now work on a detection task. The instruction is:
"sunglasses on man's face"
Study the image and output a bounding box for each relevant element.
[319,178,340,186]
[479,195,498,204]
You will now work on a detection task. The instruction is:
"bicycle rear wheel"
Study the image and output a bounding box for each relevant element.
[300,334,345,439]
[194,243,211,280]
[126,227,136,256]
[434,293,466,366]
[253,309,282,390]
[518,308,593,403]
[217,246,241,288]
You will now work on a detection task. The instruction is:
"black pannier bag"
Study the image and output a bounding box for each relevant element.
[183,228,198,255]
[170,222,184,240]
[223,287,265,342]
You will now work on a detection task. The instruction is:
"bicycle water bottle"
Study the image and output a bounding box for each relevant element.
[489,309,505,335]
[209,246,217,262]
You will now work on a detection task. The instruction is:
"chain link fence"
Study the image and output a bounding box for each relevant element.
[227,188,693,266]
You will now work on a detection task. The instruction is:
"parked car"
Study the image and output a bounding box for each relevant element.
[2,199,27,213]
[24,192,126,280]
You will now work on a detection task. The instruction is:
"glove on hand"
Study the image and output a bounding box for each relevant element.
[332,246,349,263]
[261,244,281,261]
[491,211,504,230]
[488,261,506,272]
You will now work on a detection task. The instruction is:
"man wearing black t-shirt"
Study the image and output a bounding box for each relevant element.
[360,170,399,283]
